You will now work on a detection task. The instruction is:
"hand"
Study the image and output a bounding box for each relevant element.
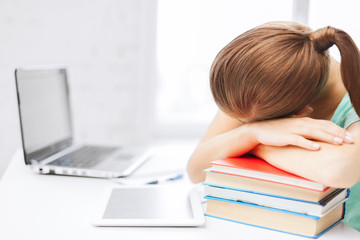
[247,117,354,150]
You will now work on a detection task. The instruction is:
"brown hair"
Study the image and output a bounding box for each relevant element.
[210,21,360,121]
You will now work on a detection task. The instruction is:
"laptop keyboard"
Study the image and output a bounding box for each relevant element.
[47,145,119,168]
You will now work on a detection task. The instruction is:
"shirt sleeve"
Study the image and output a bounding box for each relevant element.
[344,107,360,129]
[331,93,360,129]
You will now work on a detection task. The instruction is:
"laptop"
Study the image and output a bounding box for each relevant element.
[15,67,151,178]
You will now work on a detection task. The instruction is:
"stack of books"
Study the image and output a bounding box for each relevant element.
[203,155,349,238]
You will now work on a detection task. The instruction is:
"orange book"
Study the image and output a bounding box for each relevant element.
[210,155,328,191]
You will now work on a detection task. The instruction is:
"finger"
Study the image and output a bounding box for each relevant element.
[258,134,320,150]
[301,118,353,144]
[302,128,345,145]
[285,135,320,150]
[345,132,355,143]
[316,120,353,143]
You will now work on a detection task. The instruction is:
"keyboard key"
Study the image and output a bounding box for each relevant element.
[48,146,118,168]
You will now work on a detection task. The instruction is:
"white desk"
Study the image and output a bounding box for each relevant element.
[0,143,358,240]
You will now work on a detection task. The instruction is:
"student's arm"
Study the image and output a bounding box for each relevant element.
[186,111,252,183]
[187,111,350,183]
[252,122,360,188]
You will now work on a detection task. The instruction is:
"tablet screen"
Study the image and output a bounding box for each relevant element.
[102,187,193,219]
[94,185,205,226]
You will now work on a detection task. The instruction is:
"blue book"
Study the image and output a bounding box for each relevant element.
[203,182,348,217]
[205,196,345,239]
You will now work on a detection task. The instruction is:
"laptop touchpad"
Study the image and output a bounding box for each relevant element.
[93,152,138,171]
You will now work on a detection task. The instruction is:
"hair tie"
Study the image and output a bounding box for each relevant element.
[309,26,336,52]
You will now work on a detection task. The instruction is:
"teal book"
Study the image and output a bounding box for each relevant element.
[205,196,344,239]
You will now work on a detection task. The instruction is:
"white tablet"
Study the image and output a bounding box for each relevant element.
[93,185,205,226]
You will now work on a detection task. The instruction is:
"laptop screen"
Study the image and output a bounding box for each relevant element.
[16,68,73,163]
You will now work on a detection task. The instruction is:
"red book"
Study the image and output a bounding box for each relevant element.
[210,155,328,191]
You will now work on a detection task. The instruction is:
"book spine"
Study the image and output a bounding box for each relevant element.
[205,196,320,219]
[203,182,319,204]
[210,168,326,191]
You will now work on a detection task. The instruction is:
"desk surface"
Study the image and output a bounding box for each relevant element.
[0,142,358,240]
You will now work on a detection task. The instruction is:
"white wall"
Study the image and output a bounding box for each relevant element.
[0,0,157,179]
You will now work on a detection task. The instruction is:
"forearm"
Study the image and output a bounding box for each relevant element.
[252,140,360,188]
[187,125,257,183]
[187,113,357,184]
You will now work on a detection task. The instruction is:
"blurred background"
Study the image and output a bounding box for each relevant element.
[1,0,360,179]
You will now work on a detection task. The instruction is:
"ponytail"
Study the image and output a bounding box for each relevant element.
[310,26,360,116]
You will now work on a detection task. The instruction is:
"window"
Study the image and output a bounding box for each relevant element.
[156,0,293,138]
